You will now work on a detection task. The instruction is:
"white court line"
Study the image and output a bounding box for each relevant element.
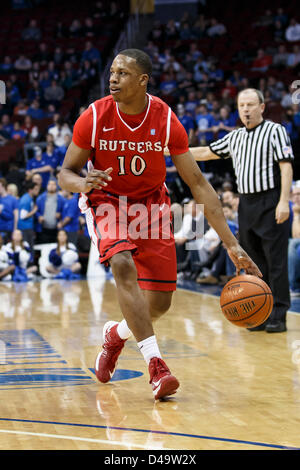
[0,428,171,450]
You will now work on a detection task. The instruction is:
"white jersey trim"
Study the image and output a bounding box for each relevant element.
[90,102,97,148]
[164,106,171,147]
[115,94,152,132]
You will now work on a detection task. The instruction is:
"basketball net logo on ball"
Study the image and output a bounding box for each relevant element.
[220,275,273,328]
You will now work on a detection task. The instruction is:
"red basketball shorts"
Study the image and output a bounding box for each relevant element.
[84,185,177,291]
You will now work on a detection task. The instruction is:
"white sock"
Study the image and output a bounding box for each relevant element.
[137,335,162,365]
[117,319,132,340]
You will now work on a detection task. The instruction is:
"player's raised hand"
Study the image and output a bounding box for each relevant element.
[226,244,262,277]
[82,167,113,193]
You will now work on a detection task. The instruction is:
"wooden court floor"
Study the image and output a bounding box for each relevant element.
[0,276,299,451]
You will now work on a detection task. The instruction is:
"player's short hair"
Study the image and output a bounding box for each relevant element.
[118,48,152,77]
[237,88,265,104]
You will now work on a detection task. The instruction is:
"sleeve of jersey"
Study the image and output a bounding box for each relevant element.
[167,112,189,156]
[209,133,232,159]
[72,107,93,150]
[272,124,294,162]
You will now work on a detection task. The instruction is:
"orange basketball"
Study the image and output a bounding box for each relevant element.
[220,274,273,328]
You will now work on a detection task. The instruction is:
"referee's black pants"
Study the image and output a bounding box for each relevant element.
[238,188,290,323]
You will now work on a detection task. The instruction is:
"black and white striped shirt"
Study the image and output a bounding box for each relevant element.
[209,120,294,194]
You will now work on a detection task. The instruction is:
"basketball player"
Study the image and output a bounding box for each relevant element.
[58,49,261,400]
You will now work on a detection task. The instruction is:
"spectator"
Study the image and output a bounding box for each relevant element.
[253,9,274,27]
[47,62,60,82]
[0,123,10,147]
[159,72,178,98]
[31,173,43,196]
[0,235,15,281]
[251,49,273,72]
[78,60,97,84]
[6,79,21,107]
[14,54,32,72]
[0,178,19,242]
[21,115,39,142]
[26,99,45,120]
[18,180,40,249]
[163,54,181,74]
[44,80,65,107]
[11,121,27,140]
[206,18,227,37]
[69,19,82,38]
[192,15,207,38]
[288,183,300,295]
[285,18,300,42]
[274,8,289,28]
[266,76,284,101]
[214,107,236,139]
[82,17,96,37]
[174,199,207,275]
[197,202,238,284]
[48,118,72,147]
[287,45,300,69]
[7,184,19,199]
[180,22,194,40]
[81,41,101,66]
[55,134,72,169]
[33,43,51,65]
[273,45,289,68]
[1,114,14,137]
[0,56,13,74]
[165,19,179,41]
[4,229,37,281]
[26,80,43,104]
[42,142,61,173]
[195,103,215,145]
[176,103,195,145]
[21,19,41,41]
[185,91,199,117]
[35,178,64,243]
[46,229,81,279]
[281,85,294,109]
[273,20,285,42]
[193,55,209,82]
[53,46,64,66]
[39,70,52,93]
[26,146,54,189]
[28,61,41,83]
[13,100,29,117]
[58,191,80,245]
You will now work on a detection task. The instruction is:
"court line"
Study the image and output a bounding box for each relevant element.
[0,428,169,450]
[0,417,298,450]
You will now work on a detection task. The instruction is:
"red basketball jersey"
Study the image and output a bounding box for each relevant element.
[72,94,189,208]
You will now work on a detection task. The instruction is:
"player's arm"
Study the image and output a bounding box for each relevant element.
[171,150,262,277]
[58,141,112,193]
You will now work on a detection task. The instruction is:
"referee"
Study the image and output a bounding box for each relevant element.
[188,88,294,332]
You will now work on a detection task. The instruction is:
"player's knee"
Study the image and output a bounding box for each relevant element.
[149,292,172,315]
[110,251,137,283]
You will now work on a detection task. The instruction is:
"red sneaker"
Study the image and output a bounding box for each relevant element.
[94,321,126,383]
[149,357,180,400]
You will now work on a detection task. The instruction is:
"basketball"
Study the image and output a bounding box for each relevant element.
[220,274,273,328]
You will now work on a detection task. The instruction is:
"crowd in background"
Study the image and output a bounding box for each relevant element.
[0,2,300,291]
